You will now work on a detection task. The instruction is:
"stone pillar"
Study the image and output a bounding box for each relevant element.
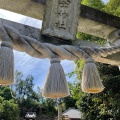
[58,103,62,120]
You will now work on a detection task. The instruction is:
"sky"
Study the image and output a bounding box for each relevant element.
[102,0,109,3]
[0,0,109,90]
[0,9,76,91]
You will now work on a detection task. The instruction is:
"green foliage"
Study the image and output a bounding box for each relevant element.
[14,71,42,117]
[103,0,120,16]
[0,96,19,120]
[0,86,13,100]
[14,71,39,101]
[42,98,57,116]
[82,0,105,11]
[19,98,40,117]
[62,82,77,110]
[76,32,105,45]
[82,0,120,17]
[67,60,85,80]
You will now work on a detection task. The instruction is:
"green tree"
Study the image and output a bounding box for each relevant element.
[62,82,77,110]
[0,96,19,120]
[103,0,120,16]
[14,71,39,101]
[82,0,105,11]
[0,86,13,100]
[13,71,40,102]
[14,71,41,117]
[14,71,57,118]
[42,98,57,116]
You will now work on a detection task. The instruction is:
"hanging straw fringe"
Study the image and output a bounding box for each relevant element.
[0,41,14,85]
[43,58,70,98]
[81,58,104,93]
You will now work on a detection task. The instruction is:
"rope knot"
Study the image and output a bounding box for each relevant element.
[1,41,13,49]
[50,58,60,64]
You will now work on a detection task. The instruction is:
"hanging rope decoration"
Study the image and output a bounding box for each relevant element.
[0,41,14,85]
[81,58,104,93]
[0,21,120,97]
[43,58,70,98]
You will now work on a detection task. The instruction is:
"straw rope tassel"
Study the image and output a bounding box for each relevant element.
[81,58,104,93]
[0,41,14,85]
[43,58,70,98]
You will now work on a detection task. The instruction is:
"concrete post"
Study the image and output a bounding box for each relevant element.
[58,103,62,120]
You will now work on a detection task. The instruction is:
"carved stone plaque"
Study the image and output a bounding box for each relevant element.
[42,0,81,41]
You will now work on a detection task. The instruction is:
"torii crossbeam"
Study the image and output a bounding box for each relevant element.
[0,0,120,65]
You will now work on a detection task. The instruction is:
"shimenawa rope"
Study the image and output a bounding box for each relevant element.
[0,21,119,96]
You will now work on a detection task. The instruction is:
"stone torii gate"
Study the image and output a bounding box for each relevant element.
[0,0,120,98]
[0,0,120,120]
[0,0,120,65]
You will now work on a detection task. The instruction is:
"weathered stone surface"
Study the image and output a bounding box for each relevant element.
[0,18,72,45]
[78,17,116,39]
[107,30,120,43]
[95,53,120,66]
[81,5,120,29]
[42,0,81,40]
[0,0,44,20]
[1,18,120,65]
[0,1,119,39]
